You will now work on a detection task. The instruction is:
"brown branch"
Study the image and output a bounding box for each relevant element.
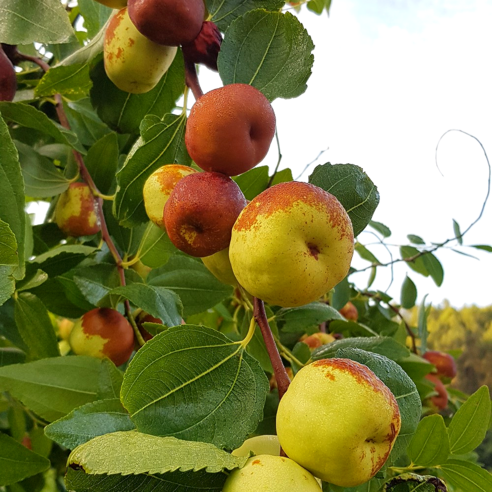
[20,51,143,345]
[253,298,291,400]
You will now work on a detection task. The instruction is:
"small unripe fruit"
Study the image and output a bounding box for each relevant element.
[423,350,457,380]
[128,0,205,47]
[0,45,17,102]
[339,301,358,321]
[143,164,196,229]
[93,0,127,8]
[185,84,276,176]
[222,455,321,492]
[164,172,247,257]
[55,182,100,237]
[69,308,134,366]
[104,8,177,94]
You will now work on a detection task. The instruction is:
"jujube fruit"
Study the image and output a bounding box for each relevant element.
[69,308,135,366]
[339,301,358,321]
[222,455,321,492]
[425,374,449,410]
[164,172,247,257]
[185,84,276,176]
[54,182,101,237]
[128,0,205,47]
[143,164,196,229]
[104,8,177,94]
[276,358,401,487]
[201,247,238,286]
[0,45,17,102]
[229,181,354,307]
[423,350,457,380]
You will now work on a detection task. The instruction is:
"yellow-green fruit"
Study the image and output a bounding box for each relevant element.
[229,181,354,307]
[55,182,100,237]
[143,164,196,229]
[231,435,280,457]
[201,247,238,286]
[276,359,401,487]
[222,455,321,492]
[94,0,127,8]
[104,8,177,94]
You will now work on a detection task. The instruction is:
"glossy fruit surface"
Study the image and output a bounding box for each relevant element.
[104,8,177,94]
[128,0,205,46]
[143,164,196,229]
[276,358,401,487]
[423,350,457,379]
[201,247,238,286]
[185,84,276,176]
[229,181,354,307]
[164,172,247,257]
[0,45,17,101]
[69,308,135,366]
[55,182,100,237]
[94,0,127,7]
[222,455,321,492]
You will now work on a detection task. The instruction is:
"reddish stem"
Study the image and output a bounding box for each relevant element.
[253,298,291,400]
[184,58,204,101]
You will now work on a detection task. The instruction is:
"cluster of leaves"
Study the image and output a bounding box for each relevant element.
[0,1,491,492]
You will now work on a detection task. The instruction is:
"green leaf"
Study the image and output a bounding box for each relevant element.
[77,0,112,38]
[407,415,450,466]
[407,234,425,245]
[0,114,25,280]
[355,242,380,264]
[331,275,350,310]
[218,11,314,101]
[418,295,430,354]
[370,220,391,237]
[0,102,84,154]
[90,53,185,135]
[14,292,60,361]
[453,219,463,245]
[0,356,116,422]
[312,336,410,362]
[0,218,18,267]
[65,466,228,491]
[0,266,15,306]
[148,256,233,317]
[471,244,492,252]
[401,275,417,309]
[309,163,379,237]
[84,132,119,195]
[440,459,492,492]
[68,431,247,475]
[35,63,92,98]
[421,253,444,287]
[45,399,135,449]
[400,246,429,277]
[0,433,50,486]
[383,474,446,491]
[109,283,183,327]
[207,0,284,31]
[31,245,97,277]
[270,167,293,186]
[138,222,177,269]
[333,348,422,462]
[16,140,70,198]
[233,166,269,200]
[0,0,75,44]
[0,348,26,367]
[113,114,190,227]
[58,24,106,67]
[121,325,269,449]
[277,302,343,334]
[448,385,491,455]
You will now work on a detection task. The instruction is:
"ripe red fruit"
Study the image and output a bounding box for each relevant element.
[69,308,135,366]
[164,172,247,257]
[185,84,276,176]
[127,0,205,46]
[425,374,449,410]
[0,45,17,101]
[136,312,162,341]
[423,350,457,380]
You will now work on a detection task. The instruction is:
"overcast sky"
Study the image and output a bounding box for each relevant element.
[201,0,492,308]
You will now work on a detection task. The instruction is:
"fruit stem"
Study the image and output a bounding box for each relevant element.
[253,297,291,400]
[184,58,204,101]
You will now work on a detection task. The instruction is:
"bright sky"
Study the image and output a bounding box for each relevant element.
[200,0,492,308]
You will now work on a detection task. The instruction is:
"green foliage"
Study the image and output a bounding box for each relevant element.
[0,1,491,491]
